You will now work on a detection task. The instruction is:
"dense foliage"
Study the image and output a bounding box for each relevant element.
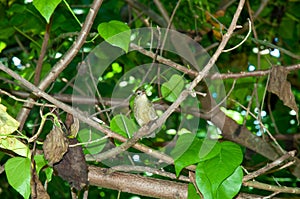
[0,0,300,198]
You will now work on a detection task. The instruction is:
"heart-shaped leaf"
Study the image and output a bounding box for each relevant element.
[98,20,131,53]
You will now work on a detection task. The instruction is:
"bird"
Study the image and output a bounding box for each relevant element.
[133,90,158,137]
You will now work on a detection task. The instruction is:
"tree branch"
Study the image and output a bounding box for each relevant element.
[0,63,178,169]
[88,0,246,162]
[243,181,300,194]
[88,166,188,199]
[243,151,296,182]
[34,16,52,86]
[88,165,300,198]
[17,0,104,130]
[125,0,167,27]
[131,44,300,80]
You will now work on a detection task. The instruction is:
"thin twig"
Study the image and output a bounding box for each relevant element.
[243,180,300,194]
[267,93,280,134]
[35,16,52,85]
[94,0,246,162]
[160,0,181,52]
[204,79,236,114]
[263,192,280,199]
[0,89,56,108]
[153,0,171,24]
[14,35,29,55]
[0,63,178,168]
[130,43,198,77]
[243,150,296,182]
[230,98,286,154]
[210,63,300,79]
[125,0,167,27]
[69,135,109,147]
[222,18,251,52]
[17,0,105,130]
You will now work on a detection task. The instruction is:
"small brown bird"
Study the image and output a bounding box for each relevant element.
[133,90,158,137]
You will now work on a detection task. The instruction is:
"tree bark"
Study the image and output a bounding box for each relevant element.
[88,166,188,199]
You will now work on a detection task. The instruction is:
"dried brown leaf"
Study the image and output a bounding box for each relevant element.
[268,66,299,122]
[43,126,68,166]
[65,113,79,137]
[54,138,88,190]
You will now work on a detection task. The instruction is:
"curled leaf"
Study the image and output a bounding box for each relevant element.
[43,126,68,166]
[267,66,299,123]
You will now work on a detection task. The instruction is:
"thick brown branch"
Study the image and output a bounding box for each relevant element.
[88,165,300,198]
[88,166,188,199]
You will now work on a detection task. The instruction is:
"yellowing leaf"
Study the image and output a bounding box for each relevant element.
[0,137,30,158]
[0,104,20,135]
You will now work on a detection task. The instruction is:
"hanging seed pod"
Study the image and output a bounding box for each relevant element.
[43,126,68,166]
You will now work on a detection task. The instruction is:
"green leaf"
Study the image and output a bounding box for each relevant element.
[112,62,122,73]
[171,133,196,160]
[0,104,20,135]
[5,157,31,199]
[0,41,6,53]
[110,114,138,140]
[97,20,131,53]
[171,134,220,176]
[218,166,243,199]
[188,183,199,199]
[45,167,53,182]
[33,0,62,23]
[0,137,30,158]
[0,27,15,40]
[161,74,184,102]
[34,155,53,182]
[104,71,114,79]
[9,4,26,13]
[77,128,107,155]
[220,107,244,125]
[195,163,213,199]
[195,142,243,199]
[34,155,47,175]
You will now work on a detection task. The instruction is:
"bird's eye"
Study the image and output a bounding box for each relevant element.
[136,91,142,96]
